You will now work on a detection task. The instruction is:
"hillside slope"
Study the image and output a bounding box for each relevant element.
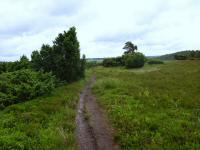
[156,50,200,60]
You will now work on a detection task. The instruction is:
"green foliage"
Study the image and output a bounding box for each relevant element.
[0,69,55,109]
[115,56,125,66]
[37,44,54,72]
[124,52,145,68]
[53,27,81,82]
[80,54,86,78]
[31,27,85,82]
[18,55,31,70]
[86,61,102,68]
[103,58,118,67]
[0,79,84,149]
[0,55,31,74]
[31,50,42,71]
[0,62,7,74]
[174,55,187,60]
[92,61,200,149]
[102,57,124,67]
[147,59,164,65]
[102,42,145,69]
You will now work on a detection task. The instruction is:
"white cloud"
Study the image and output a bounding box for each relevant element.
[0,0,200,61]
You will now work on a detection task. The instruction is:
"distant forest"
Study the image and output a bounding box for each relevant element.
[156,50,200,60]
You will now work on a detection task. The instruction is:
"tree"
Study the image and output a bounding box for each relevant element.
[123,41,138,54]
[40,44,54,72]
[31,27,85,82]
[53,27,81,82]
[16,55,31,70]
[80,54,86,77]
[31,50,42,71]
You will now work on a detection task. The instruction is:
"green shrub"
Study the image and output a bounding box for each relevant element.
[0,56,31,74]
[115,56,124,66]
[103,58,117,67]
[0,62,7,74]
[174,55,187,60]
[148,59,164,65]
[86,61,102,68]
[103,57,124,67]
[0,69,55,109]
[124,52,145,68]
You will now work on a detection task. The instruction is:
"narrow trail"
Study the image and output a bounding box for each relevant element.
[76,76,118,150]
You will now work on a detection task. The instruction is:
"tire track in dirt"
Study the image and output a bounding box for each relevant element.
[76,76,118,150]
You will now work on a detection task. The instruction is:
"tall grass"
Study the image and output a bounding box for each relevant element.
[0,80,85,149]
[92,61,200,149]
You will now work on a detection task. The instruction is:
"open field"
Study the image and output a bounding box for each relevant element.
[0,80,85,149]
[92,61,200,149]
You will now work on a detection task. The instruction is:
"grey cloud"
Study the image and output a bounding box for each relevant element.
[1,0,200,61]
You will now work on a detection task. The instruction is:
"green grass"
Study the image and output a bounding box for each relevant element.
[0,79,85,150]
[92,61,200,149]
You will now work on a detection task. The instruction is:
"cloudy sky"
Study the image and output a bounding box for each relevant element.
[0,0,200,61]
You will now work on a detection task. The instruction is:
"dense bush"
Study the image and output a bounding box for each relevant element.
[103,58,117,67]
[148,59,164,65]
[0,62,6,74]
[124,52,145,68]
[86,61,102,68]
[102,57,123,67]
[103,53,146,68]
[174,55,187,60]
[0,69,55,109]
[0,56,31,74]
[115,56,125,66]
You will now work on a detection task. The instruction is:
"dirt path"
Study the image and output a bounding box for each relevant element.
[76,76,118,150]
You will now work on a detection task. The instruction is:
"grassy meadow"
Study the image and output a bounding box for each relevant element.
[0,80,85,149]
[92,60,200,149]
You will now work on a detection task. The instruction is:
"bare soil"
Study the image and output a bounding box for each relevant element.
[76,76,118,150]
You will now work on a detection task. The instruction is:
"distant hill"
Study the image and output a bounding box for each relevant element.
[155,50,200,60]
